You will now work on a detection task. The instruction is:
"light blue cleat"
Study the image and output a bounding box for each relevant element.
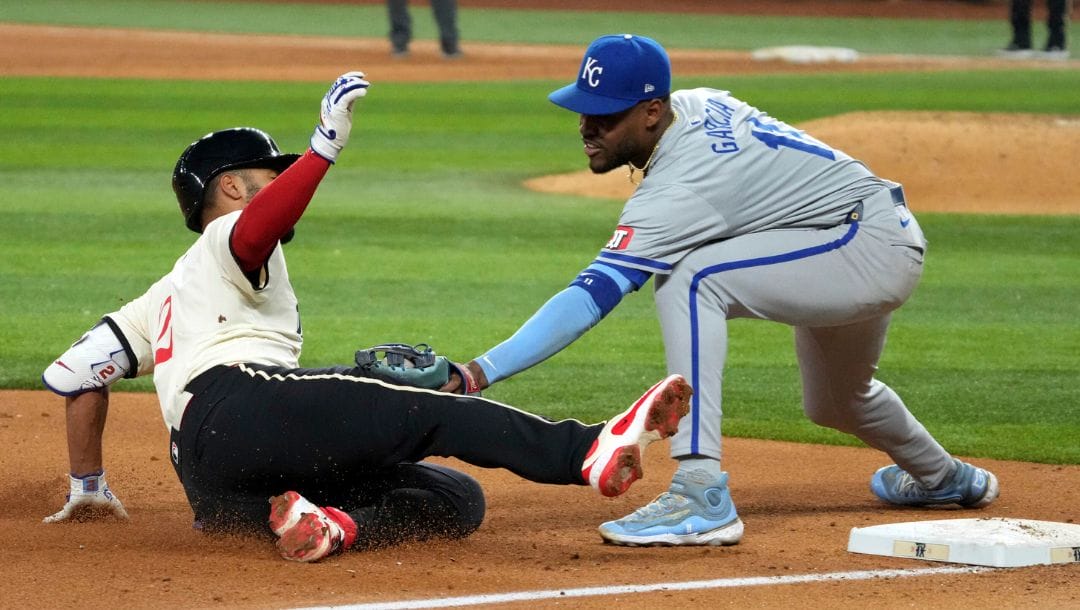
[871,458,999,507]
[598,469,744,546]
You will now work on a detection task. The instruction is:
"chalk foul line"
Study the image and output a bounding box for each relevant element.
[296,565,993,610]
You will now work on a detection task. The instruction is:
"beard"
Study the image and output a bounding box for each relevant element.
[589,137,644,175]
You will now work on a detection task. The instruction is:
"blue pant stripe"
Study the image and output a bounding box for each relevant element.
[687,222,860,453]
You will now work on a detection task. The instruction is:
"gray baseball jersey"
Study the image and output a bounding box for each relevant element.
[599,88,905,273]
[599,88,945,480]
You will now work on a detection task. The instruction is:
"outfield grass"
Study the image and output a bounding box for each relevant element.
[4,0,1016,56]
[1,4,1078,464]
[3,73,1078,464]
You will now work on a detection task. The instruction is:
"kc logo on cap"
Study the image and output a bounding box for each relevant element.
[582,57,604,87]
[549,34,672,116]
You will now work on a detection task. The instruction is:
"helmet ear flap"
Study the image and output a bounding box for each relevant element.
[172,165,208,234]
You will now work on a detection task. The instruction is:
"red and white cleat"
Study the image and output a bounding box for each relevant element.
[268,491,357,562]
[581,374,692,497]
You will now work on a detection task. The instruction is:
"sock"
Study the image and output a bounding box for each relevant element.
[675,456,723,479]
[322,506,358,551]
[928,459,960,490]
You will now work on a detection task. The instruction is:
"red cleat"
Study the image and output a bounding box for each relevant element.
[581,374,691,497]
[268,491,357,562]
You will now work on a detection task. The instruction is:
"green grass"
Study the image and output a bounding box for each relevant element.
[3,73,1079,464]
[1,3,1078,465]
[2,0,1018,56]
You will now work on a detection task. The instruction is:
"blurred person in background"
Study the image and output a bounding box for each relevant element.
[387,0,462,58]
[999,0,1071,59]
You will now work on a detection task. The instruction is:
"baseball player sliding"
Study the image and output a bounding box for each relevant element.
[41,70,695,562]
[447,35,1000,547]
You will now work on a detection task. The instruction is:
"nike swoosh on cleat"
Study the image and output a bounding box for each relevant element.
[900,218,911,227]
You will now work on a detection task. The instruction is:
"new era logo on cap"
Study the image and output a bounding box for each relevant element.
[549,34,671,116]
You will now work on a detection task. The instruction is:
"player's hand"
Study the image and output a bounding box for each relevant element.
[43,470,129,523]
[438,360,487,396]
[310,71,370,163]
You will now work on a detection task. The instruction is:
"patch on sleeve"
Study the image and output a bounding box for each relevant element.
[604,225,635,251]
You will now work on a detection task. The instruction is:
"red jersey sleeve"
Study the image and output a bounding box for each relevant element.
[231,150,331,272]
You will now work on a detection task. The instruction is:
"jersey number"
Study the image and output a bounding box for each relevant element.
[748,116,836,161]
[155,296,174,365]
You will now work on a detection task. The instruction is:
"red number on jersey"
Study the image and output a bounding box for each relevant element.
[154,296,174,364]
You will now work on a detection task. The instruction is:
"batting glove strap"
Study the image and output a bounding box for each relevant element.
[45,469,129,523]
[70,469,107,495]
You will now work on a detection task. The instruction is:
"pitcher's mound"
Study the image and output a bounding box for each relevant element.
[525,111,1080,215]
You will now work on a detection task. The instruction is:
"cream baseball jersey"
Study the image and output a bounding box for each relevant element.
[107,210,302,431]
[598,88,893,275]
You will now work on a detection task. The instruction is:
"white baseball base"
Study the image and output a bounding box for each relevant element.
[848,518,1080,567]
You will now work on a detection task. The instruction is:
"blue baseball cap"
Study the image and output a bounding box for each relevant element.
[549,34,671,116]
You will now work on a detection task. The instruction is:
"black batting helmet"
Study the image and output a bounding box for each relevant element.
[172,127,301,233]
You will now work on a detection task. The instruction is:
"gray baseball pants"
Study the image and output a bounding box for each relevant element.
[654,185,954,486]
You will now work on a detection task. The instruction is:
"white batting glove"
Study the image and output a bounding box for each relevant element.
[43,470,129,523]
[310,71,370,163]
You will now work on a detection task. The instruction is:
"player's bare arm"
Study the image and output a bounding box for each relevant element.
[41,318,136,523]
[42,388,129,523]
[63,388,108,476]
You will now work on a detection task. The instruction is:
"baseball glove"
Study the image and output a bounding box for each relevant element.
[355,342,480,395]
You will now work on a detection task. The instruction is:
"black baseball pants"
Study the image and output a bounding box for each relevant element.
[171,363,600,546]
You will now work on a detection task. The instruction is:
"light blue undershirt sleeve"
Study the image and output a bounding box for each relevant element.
[476,262,649,384]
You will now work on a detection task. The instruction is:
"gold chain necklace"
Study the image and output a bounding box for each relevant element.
[628,109,678,186]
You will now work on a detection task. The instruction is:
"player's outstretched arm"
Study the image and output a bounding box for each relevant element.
[231,71,371,271]
[440,262,643,393]
[43,388,129,523]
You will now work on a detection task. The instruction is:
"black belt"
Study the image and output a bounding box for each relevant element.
[845,185,905,224]
[888,185,906,205]
[844,201,864,224]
